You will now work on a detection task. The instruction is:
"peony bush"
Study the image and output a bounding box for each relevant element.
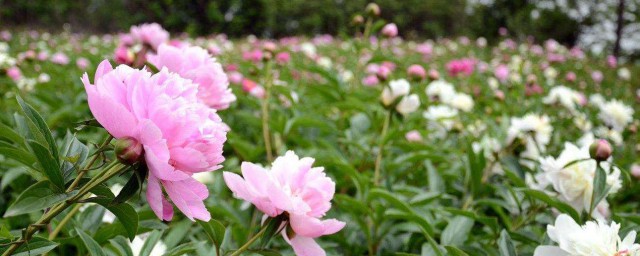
[0,5,639,256]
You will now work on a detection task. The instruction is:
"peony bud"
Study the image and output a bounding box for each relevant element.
[114,137,143,165]
[381,23,398,38]
[365,3,381,17]
[631,164,640,179]
[427,69,440,81]
[407,64,426,81]
[352,15,365,25]
[589,139,612,162]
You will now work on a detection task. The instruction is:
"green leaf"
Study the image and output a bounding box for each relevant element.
[498,230,518,256]
[108,236,134,256]
[4,180,77,217]
[60,131,89,181]
[27,140,64,189]
[17,96,60,166]
[163,220,192,248]
[521,188,580,221]
[88,186,139,241]
[466,144,485,196]
[0,122,24,145]
[441,216,474,246]
[0,237,58,256]
[165,241,199,256]
[139,230,162,256]
[0,141,37,167]
[0,225,13,239]
[590,165,612,215]
[197,219,226,249]
[76,228,107,256]
[113,167,147,205]
[445,246,470,256]
[259,215,286,247]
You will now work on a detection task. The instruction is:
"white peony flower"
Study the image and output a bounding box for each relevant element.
[535,143,621,218]
[449,93,474,112]
[425,80,456,103]
[423,105,458,130]
[381,79,411,106]
[543,86,585,112]
[506,114,553,168]
[618,67,631,81]
[534,214,640,256]
[598,99,634,132]
[395,94,420,115]
[589,94,606,108]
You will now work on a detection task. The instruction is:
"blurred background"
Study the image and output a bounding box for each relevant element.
[1,0,639,59]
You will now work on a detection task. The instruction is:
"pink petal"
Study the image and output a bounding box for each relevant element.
[241,162,271,194]
[283,233,326,256]
[223,172,252,200]
[146,173,173,221]
[84,84,137,139]
[163,177,211,221]
[144,145,190,181]
[289,214,345,238]
[94,60,113,81]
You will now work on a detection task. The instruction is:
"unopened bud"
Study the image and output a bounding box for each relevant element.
[352,15,365,25]
[115,137,143,165]
[365,3,380,17]
[428,69,440,81]
[589,139,612,162]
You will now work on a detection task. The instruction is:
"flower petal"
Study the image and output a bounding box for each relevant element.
[146,173,173,221]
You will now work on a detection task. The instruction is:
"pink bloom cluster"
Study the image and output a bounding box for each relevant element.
[83,60,227,221]
[446,58,475,77]
[148,44,236,110]
[129,23,169,50]
[223,151,345,256]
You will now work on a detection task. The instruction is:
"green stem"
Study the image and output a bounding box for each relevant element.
[230,223,270,256]
[1,163,128,256]
[261,60,274,162]
[66,135,113,193]
[373,110,392,186]
[48,204,82,240]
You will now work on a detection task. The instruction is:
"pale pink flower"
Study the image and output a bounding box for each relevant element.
[6,67,21,81]
[76,57,90,70]
[223,151,345,256]
[228,71,243,84]
[607,55,617,68]
[130,23,169,50]
[243,49,263,63]
[631,164,640,179]
[83,60,228,221]
[565,72,576,82]
[148,44,236,110]
[50,52,69,65]
[276,52,291,64]
[362,75,379,86]
[114,44,134,65]
[591,70,603,84]
[405,130,423,142]
[494,64,509,82]
[381,23,398,38]
[407,64,426,80]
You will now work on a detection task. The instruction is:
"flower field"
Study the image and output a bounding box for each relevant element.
[0,17,639,256]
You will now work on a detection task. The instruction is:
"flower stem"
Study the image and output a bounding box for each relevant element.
[261,60,274,162]
[66,135,113,193]
[373,110,392,186]
[1,163,128,256]
[230,222,270,256]
[47,203,82,240]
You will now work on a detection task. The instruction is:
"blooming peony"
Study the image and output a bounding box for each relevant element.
[543,85,586,112]
[532,142,621,219]
[148,44,236,110]
[223,151,345,256]
[83,60,227,221]
[130,23,169,50]
[381,79,411,106]
[534,214,640,256]
[598,99,634,132]
[396,94,420,115]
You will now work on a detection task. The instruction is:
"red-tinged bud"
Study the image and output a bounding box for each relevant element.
[589,139,612,162]
[365,3,380,17]
[115,137,143,165]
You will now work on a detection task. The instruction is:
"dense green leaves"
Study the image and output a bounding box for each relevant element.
[0,237,58,256]
[88,186,139,241]
[76,228,107,256]
[197,219,226,249]
[4,180,77,217]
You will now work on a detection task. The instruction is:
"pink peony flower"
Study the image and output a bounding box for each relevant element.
[223,151,345,256]
[446,58,475,77]
[129,23,169,50]
[607,55,617,68]
[494,64,509,82]
[243,49,264,63]
[76,57,90,70]
[591,70,603,84]
[83,60,228,221]
[362,75,380,86]
[631,164,640,179]
[565,72,576,82]
[276,52,291,64]
[228,71,243,84]
[50,52,69,65]
[148,44,236,110]
[407,64,426,80]
[114,44,134,65]
[405,130,423,142]
[381,23,398,38]
[6,67,22,81]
